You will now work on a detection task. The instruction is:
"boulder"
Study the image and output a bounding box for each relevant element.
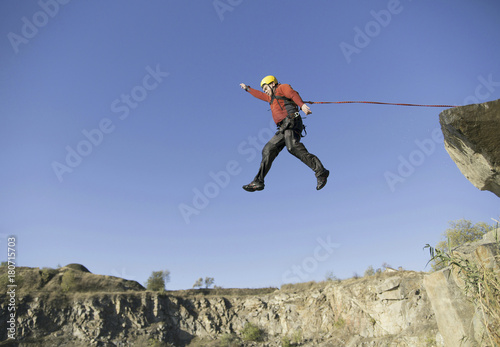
[423,268,476,346]
[439,99,500,197]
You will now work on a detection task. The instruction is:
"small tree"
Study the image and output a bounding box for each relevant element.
[364,265,375,277]
[325,271,339,282]
[146,270,170,291]
[193,277,215,289]
[431,219,494,271]
[204,277,215,288]
[193,277,203,289]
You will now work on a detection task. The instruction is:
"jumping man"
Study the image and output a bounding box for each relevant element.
[239,75,329,192]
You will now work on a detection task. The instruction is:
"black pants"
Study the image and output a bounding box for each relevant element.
[253,116,326,184]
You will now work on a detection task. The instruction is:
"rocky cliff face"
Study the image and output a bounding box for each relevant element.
[439,98,500,197]
[1,268,438,346]
[1,231,498,347]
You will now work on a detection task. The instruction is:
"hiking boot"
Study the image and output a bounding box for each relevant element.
[316,170,330,190]
[242,181,264,192]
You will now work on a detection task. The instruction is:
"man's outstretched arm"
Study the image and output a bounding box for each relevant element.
[240,83,270,102]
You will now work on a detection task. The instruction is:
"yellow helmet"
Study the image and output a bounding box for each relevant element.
[260,75,278,88]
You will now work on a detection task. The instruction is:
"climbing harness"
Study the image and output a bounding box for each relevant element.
[269,90,308,137]
[270,93,299,116]
[304,100,458,108]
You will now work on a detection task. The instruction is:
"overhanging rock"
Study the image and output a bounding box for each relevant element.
[439,99,500,197]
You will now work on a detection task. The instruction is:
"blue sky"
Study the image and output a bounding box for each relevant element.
[1,0,499,290]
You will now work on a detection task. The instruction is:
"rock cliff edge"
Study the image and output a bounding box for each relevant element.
[439,98,500,197]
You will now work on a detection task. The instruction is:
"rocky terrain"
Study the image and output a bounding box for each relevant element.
[1,266,438,346]
[1,229,498,346]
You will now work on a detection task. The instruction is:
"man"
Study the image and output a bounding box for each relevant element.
[239,75,329,192]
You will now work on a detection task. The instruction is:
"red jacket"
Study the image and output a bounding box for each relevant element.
[247,84,306,124]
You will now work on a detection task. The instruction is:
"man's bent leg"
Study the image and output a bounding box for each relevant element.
[285,128,329,190]
[243,132,286,192]
[284,129,325,176]
[253,132,285,183]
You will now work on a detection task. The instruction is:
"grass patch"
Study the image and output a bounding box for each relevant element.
[0,265,145,296]
[334,317,346,329]
[219,333,240,346]
[61,269,76,292]
[291,329,303,344]
[281,336,292,347]
[281,329,303,347]
[280,280,331,292]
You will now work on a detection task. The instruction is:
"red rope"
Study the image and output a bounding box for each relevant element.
[304,100,458,108]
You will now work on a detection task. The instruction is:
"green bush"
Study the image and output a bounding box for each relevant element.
[219,333,239,347]
[147,337,168,347]
[281,336,291,347]
[281,330,302,347]
[334,317,345,329]
[241,322,263,342]
[291,329,303,344]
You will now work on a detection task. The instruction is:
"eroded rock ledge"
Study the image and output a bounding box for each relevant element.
[439,98,500,197]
